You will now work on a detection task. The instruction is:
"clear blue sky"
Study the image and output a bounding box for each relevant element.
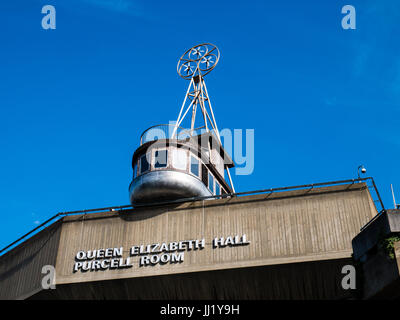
[0,0,399,249]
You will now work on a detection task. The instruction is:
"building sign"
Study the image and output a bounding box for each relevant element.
[73,234,250,273]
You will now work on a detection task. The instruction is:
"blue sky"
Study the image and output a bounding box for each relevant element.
[0,0,399,249]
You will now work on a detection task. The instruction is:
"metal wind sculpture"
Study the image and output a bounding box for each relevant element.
[173,43,235,192]
[173,43,220,138]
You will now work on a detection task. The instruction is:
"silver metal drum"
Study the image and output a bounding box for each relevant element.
[129,170,212,204]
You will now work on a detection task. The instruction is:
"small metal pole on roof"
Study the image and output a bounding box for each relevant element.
[391,184,398,209]
[175,44,235,192]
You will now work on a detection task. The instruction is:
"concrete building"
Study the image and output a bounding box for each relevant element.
[2,179,396,300]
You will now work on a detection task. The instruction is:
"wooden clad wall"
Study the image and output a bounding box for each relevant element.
[0,221,62,300]
[54,183,377,286]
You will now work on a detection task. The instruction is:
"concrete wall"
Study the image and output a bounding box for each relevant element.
[0,182,377,299]
[31,258,353,300]
[0,221,62,300]
[55,183,376,286]
[352,210,400,299]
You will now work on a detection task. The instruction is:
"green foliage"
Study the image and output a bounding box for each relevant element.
[380,235,400,260]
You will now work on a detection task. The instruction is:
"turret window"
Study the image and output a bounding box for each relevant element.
[154,149,168,168]
[201,164,208,186]
[172,149,187,170]
[140,154,150,174]
[208,172,214,193]
[216,182,221,196]
[190,156,199,177]
[133,162,138,178]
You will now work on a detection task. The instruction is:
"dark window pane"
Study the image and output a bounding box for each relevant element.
[202,164,208,186]
[190,156,199,176]
[155,150,168,168]
[133,163,137,178]
[140,154,149,173]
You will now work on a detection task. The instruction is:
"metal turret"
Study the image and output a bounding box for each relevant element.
[129,44,235,204]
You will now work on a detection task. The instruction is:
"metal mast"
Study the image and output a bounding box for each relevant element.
[391,184,398,209]
[173,43,235,192]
